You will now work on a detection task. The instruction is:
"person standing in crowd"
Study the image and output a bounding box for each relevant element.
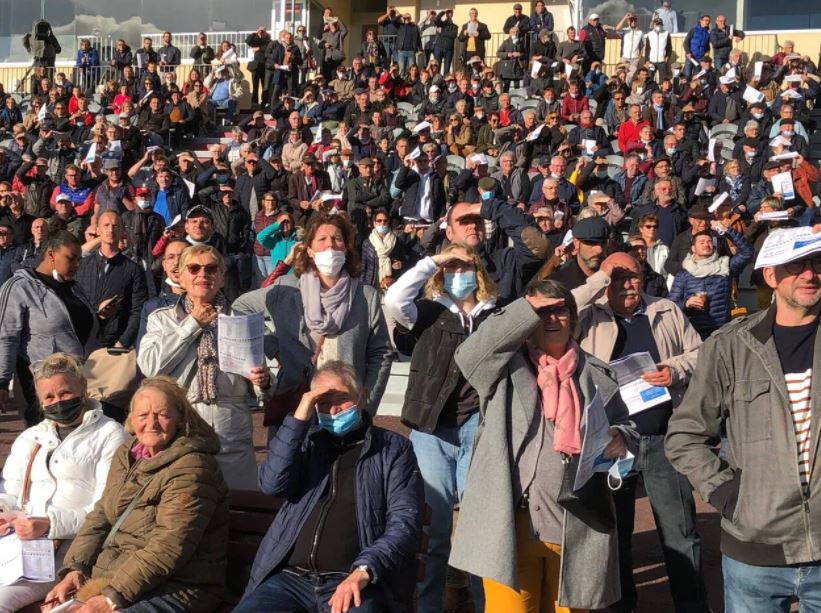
[77,211,148,350]
[253,195,296,284]
[45,376,229,612]
[0,232,96,425]
[574,252,708,613]
[450,278,635,611]
[138,245,268,489]
[668,222,754,339]
[459,9,491,67]
[361,208,406,290]
[614,12,645,83]
[531,0,555,39]
[394,13,421,78]
[384,242,496,612]
[654,0,679,34]
[234,361,423,612]
[433,9,458,76]
[710,15,740,71]
[666,229,821,611]
[0,353,127,613]
[646,16,673,80]
[683,14,711,77]
[578,13,609,74]
[320,17,348,81]
[233,212,392,419]
[158,31,182,71]
[246,26,272,108]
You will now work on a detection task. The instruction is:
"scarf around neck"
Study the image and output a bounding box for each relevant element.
[182,292,226,404]
[299,270,358,337]
[682,252,730,278]
[368,230,396,283]
[526,340,583,455]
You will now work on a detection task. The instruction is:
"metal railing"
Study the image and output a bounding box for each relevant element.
[141,32,256,61]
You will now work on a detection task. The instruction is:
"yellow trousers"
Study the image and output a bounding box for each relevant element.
[483,511,587,613]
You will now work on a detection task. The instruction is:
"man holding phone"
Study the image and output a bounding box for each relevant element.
[76,210,148,349]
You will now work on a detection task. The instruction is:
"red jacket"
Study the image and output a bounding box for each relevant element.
[560,94,589,123]
[617,119,649,155]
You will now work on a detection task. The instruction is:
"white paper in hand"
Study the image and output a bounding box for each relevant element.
[218,312,265,377]
[742,85,764,104]
[771,171,795,200]
[694,177,716,196]
[526,124,544,142]
[708,192,729,213]
[573,391,614,491]
[754,61,763,79]
[83,142,97,165]
[0,535,55,586]
[531,60,542,79]
[608,352,672,416]
[183,178,196,199]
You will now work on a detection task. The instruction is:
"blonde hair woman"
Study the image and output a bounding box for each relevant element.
[383,241,497,611]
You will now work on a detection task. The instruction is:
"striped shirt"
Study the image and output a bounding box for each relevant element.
[785,368,813,490]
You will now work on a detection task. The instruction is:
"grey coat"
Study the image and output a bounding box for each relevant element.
[231,274,392,415]
[450,298,637,609]
[0,268,99,384]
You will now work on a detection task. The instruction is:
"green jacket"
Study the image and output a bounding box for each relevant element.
[62,421,229,611]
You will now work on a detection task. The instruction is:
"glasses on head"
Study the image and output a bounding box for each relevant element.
[185,263,220,276]
[783,258,821,276]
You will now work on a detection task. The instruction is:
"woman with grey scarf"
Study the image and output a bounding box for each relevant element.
[231,212,393,434]
[138,245,272,489]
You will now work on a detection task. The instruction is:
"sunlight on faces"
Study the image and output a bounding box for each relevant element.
[691,234,714,259]
[605,253,643,315]
[763,257,821,311]
[446,203,485,249]
[311,372,359,416]
[180,252,224,301]
[308,223,346,258]
[162,241,187,284]
[35,373,85,408]
[530,299,572,351]
[130,387,180,452]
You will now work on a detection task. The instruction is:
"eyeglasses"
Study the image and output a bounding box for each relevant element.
[783,258,821,276]
[642,224,658,229]
[0,231,10,237]
[185,263,220,276]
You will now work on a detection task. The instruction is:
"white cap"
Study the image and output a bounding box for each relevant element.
[470,153,489,166]
[55,193,72,203]
[588,12,600,20]
[429,85,440,93]
[413,121,432,134]
[719,75,736,85]
[406,147,422,160]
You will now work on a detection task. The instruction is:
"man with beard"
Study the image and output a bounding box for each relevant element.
[667,227,821,611]
[575,251,708,613]
[549,216,610,290]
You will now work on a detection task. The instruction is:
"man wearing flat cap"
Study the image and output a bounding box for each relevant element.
[503,3,531,52]
[549,216,612,290]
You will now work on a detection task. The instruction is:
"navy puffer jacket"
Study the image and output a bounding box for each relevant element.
[667,228,753,337]
[243,414,424,612]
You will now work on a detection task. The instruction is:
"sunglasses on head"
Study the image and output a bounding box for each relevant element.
[185,263,220,276]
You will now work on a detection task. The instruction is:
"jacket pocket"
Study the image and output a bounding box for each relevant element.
[732,379,772,443]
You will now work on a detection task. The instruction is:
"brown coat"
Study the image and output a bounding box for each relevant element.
[62,424,229,611]
[793,158,821,210]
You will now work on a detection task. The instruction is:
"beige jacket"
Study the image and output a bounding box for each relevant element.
[574,272,702,405]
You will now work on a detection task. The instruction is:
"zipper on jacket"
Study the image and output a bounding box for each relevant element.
[309,454,339,572]
[802,495,817,560]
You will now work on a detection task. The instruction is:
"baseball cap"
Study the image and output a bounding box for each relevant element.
[513,3,522,9]
[103,158,121,170]
[186,205,213,220]
[135,187,151,197]
[572,217,610,242]
[55,193,72,203]
[478,177,496,191]
[687,205,712,220]
[588,13,600,20]
[357,157,374,166]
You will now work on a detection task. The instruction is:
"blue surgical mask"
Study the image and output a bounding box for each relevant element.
[375,224,390,234]
[481,190,493,201]
[607,451,635,491]
[316,406,362,436]
[443,271,477,300]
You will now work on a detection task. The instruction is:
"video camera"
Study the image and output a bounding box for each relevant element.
[22,19,61,66]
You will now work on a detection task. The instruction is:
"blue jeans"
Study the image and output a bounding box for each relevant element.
[724,556,821,612]
[611,434,708,613]
[396,50,416,77]
[235,569,387,612]
[410,411,482,613]
[254,254,274,286]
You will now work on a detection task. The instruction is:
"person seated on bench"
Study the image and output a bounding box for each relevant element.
[43,376,229,613]
[234,360,424,613]
[0,353,127,613]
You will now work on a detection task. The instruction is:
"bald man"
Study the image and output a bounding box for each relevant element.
[574,252,708,613]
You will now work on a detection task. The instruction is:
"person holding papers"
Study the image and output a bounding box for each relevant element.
[666,226,821,611]
[668,220,753,338]
[572,252,707,613]
[449,278,635,612]
[138,245,270,489]
[0,353,126,612]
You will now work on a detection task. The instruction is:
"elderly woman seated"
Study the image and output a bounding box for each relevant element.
[43,376,229,613]
[0,353,128,613]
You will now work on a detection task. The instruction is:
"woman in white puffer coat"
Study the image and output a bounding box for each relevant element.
[0,353,127,613]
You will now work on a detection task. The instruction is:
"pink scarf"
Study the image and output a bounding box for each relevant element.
[527,341,582,455]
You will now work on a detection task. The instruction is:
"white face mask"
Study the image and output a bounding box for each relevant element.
[136,199,150,210]
[752,112,764,120]
[511,36,519,43]
[654,26,661,33]
[313,248,346,276]
[665,147,676,155]
[52,269,65,282]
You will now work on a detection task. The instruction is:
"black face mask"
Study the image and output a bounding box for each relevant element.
[42,396,85,424]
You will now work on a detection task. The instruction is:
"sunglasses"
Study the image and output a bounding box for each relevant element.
[536,305,570,319]
[642,224,658,229]
[185,263,220,276]
[783,258,821,276]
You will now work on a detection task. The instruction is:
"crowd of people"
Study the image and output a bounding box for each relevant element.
[0,1,820,612]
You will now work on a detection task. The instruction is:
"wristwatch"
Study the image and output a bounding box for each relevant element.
[355,564,373,582]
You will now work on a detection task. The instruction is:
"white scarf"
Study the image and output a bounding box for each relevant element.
[368,230,396,282]
[682,252,730,278]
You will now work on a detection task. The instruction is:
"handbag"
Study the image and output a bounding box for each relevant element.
[83,347,138,412]
[262,336,325,427]
[557,452,615,533]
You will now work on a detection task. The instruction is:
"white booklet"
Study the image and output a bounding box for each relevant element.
[573,390,615,490]
[609,352,672,416]
[0,534,55,586]
[217,312,265,377]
